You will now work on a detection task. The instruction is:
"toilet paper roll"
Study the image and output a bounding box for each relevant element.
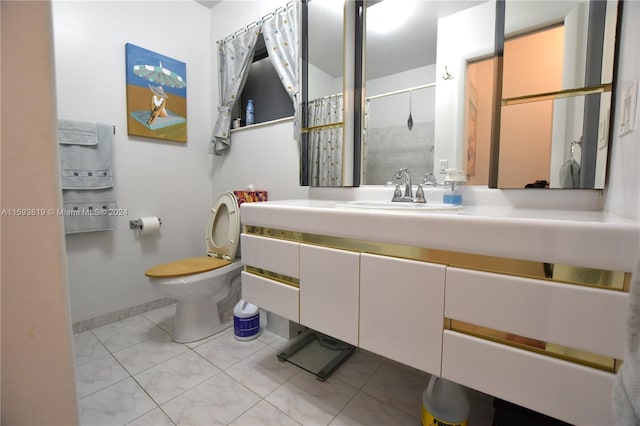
[139,217,161,235]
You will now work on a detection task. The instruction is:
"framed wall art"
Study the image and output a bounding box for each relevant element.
[465,82,478,177]
[125,43,187,142]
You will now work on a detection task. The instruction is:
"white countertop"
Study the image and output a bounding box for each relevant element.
[240,197,639,272]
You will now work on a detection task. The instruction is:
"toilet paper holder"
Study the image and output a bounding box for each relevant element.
[129,217,163,230]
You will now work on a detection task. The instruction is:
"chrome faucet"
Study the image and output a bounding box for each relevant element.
[389,167,427,203]
[394,168,413,198]
[391,168,427,203]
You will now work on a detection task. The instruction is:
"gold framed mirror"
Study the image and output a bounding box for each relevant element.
[491,0,620,189]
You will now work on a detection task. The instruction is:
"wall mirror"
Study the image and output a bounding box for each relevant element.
[493,0,620,189]
[364,0,500,186]
[300,0,349,187]
[363,1,488,185]
[301,0,497,187]
[300,0,621,189]
[429,1,497,187]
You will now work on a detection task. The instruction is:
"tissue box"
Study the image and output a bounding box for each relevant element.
[233,190,268,205]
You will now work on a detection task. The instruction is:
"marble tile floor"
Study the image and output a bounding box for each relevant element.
[73,304,495,426]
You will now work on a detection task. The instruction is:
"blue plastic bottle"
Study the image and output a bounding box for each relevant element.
[246,99,255,126]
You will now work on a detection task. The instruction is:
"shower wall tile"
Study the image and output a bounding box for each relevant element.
[364,121,435,185]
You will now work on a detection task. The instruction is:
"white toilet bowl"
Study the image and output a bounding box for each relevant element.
[149,260,243,343]
[145,192,243,343]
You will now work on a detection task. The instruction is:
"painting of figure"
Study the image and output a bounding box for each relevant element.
[125,43,187,142]
[465,83,478,177]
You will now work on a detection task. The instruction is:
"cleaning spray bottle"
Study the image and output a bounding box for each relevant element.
[422,375,470,426]
[443,169,466,206]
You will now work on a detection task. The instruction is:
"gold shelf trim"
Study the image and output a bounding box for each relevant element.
[502,83,613,106]
[448,320,620,373]
[245,266,299,288]
[244,226,629,291]
[301,122,344,133]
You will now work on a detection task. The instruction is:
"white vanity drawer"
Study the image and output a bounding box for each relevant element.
[241,271,299,322]
[240,234,299,278]
[442,331,615,426]
[445,267,628,359]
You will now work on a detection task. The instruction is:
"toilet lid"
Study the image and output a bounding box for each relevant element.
[206,191,240,260]
[144,256,231,278]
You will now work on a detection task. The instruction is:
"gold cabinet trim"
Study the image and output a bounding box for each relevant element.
[448,319,620,373]
[244,266,299,288]
[244,226,629,291]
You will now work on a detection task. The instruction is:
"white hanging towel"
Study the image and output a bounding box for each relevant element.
[57,119,98,145]
[559,158,580,188]
[58,120,113,189]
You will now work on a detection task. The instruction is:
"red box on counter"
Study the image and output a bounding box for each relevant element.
[233,190,268,205]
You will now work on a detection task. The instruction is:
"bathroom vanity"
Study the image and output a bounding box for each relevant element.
[239,190,639,425]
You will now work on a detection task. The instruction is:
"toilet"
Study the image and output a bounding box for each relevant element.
[145,192,243,343]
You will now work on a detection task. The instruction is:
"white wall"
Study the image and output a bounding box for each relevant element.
[435,1,495,176]
[52,0,214,322]
[549,4,587,187]
[209,1,308,201]
[604,0,640,219]
[211,121,308,199]
[366,65,436,129]
[308,62,342,100]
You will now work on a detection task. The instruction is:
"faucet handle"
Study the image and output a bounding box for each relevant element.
[415,184,426,203]
[393,184,402,198]
[423,172,438,186]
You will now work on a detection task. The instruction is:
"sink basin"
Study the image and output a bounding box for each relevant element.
[336,200,464,213]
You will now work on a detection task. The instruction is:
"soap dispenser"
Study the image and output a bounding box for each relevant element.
[443,169,466,205]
